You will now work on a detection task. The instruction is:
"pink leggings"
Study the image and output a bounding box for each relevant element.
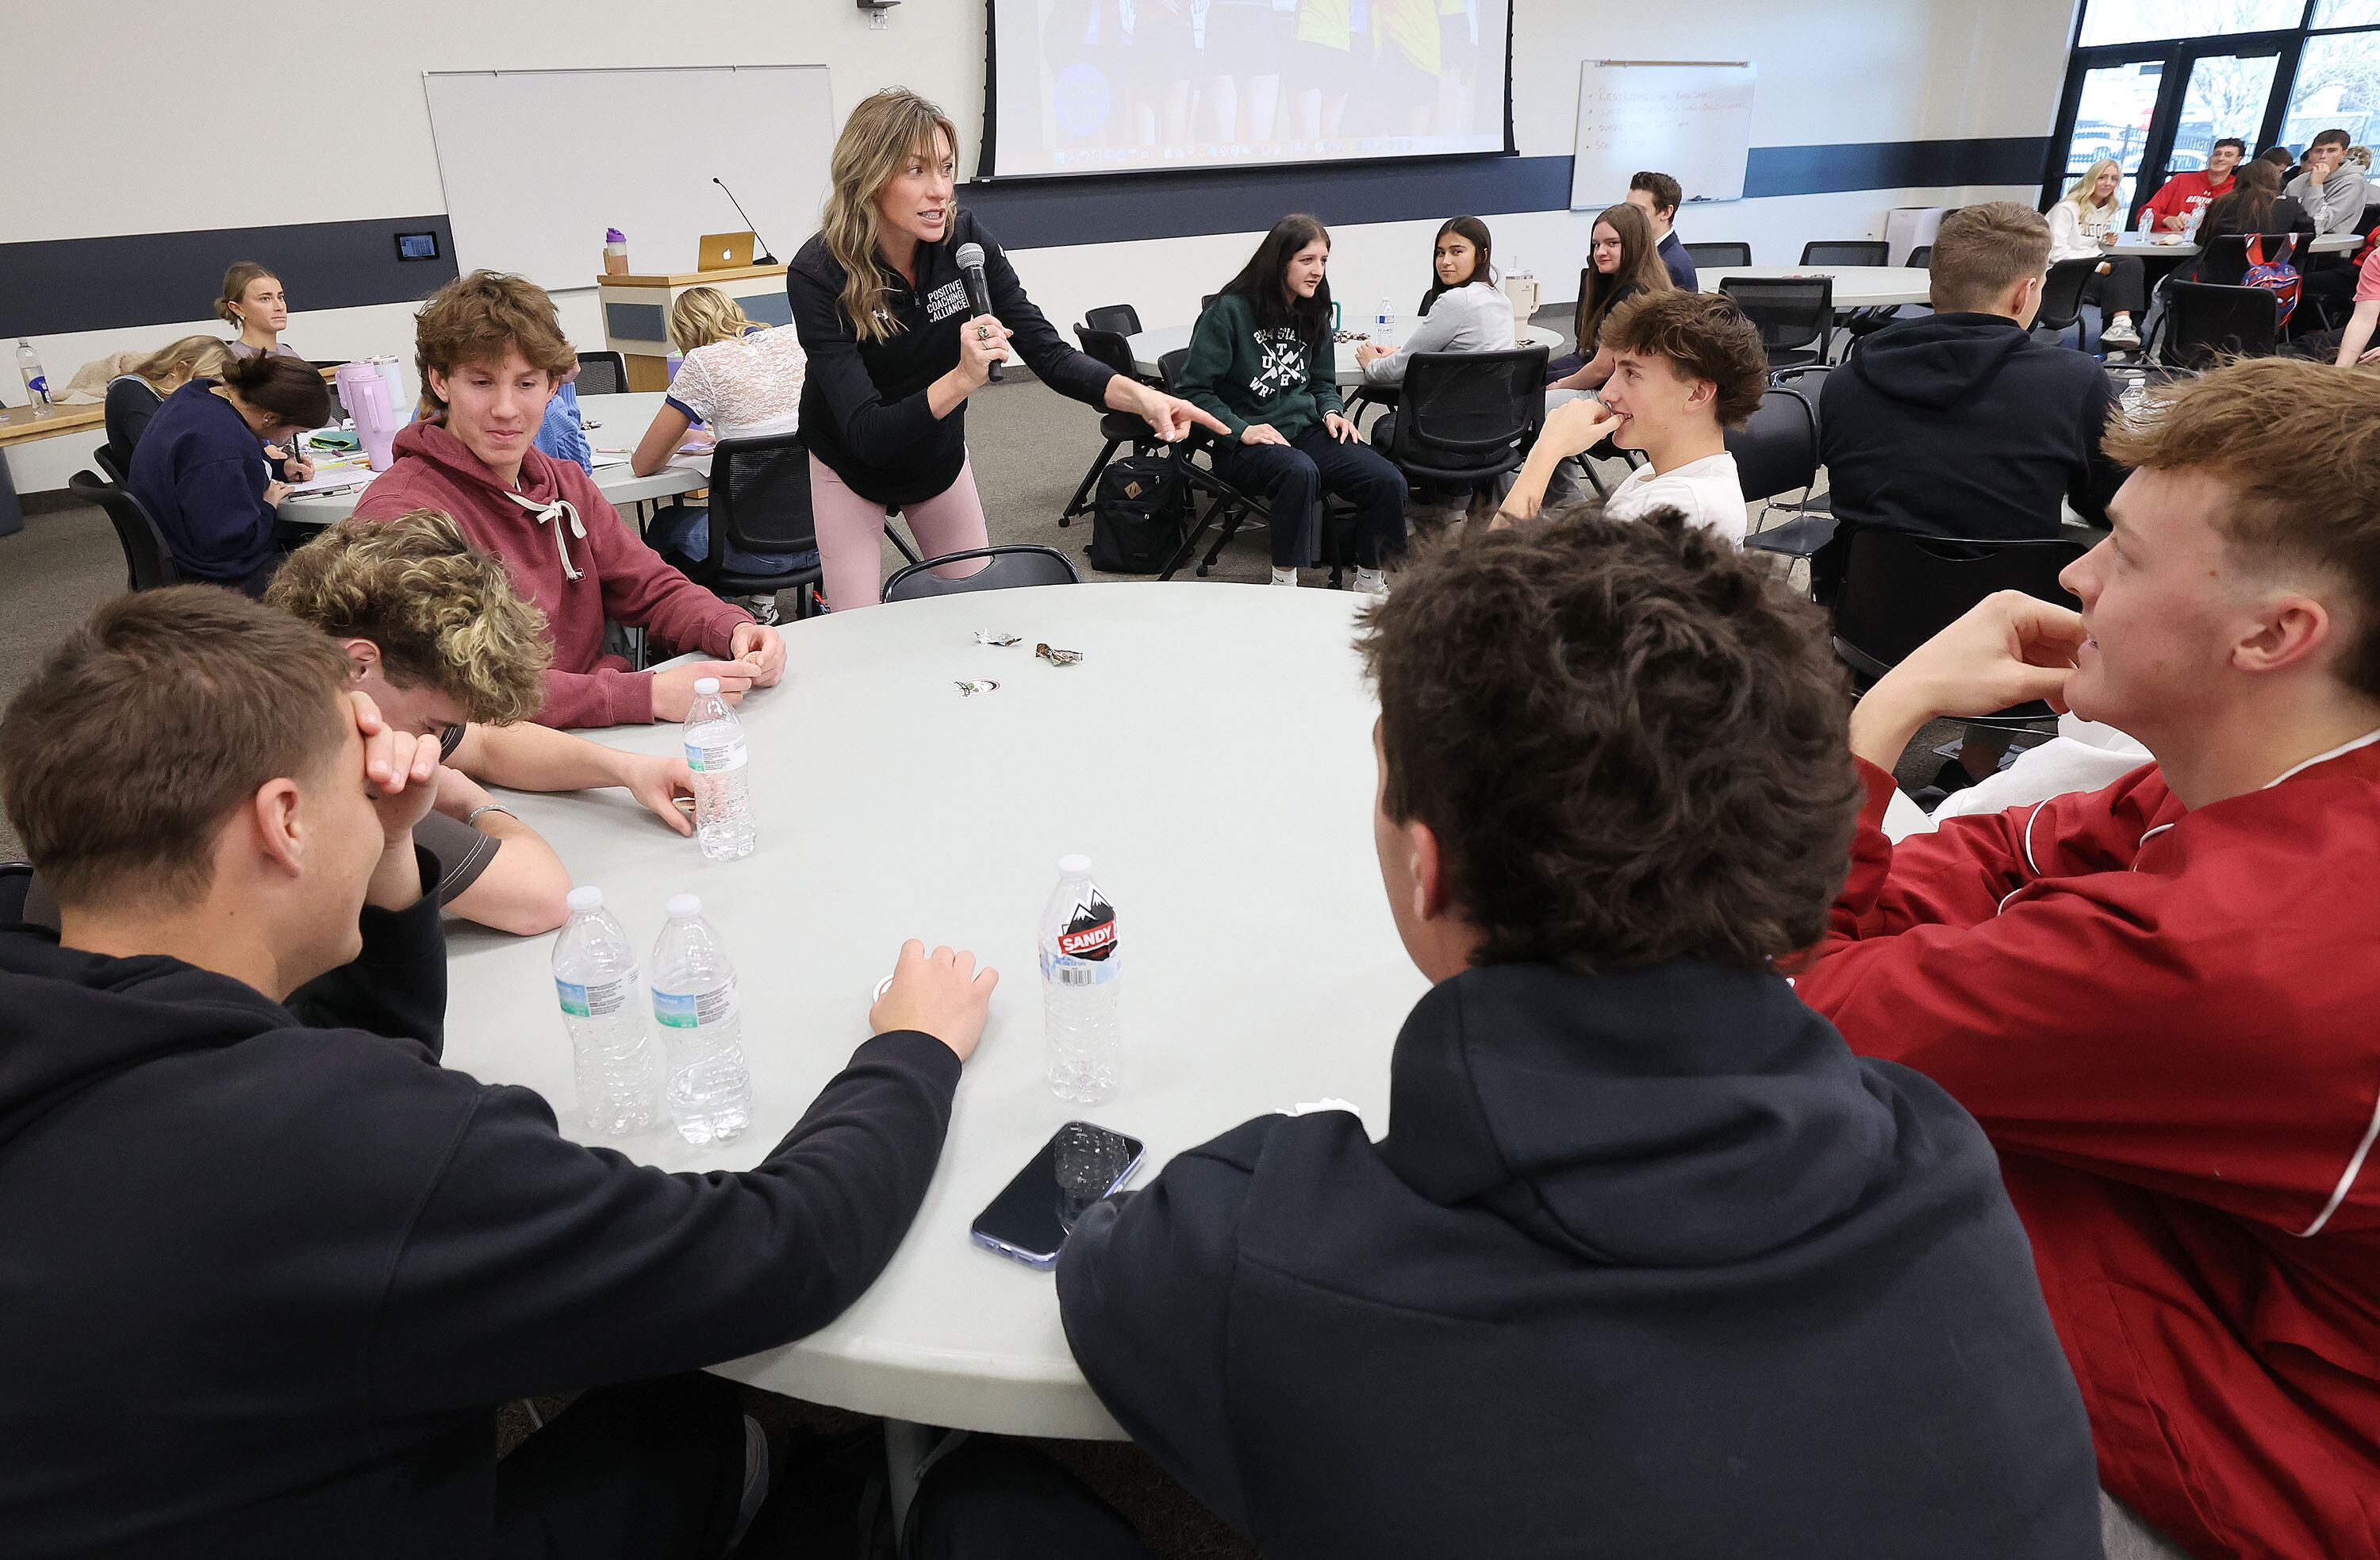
[809,452,992,609]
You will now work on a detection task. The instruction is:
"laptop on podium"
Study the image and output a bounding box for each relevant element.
[698,232,757,271]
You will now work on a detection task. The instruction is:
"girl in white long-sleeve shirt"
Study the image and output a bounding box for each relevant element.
[2045,159,2145,349]
[1356,216,1517,385]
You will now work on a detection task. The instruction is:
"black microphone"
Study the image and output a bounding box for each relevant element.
[712,177,777,265]
[954,240,1003,383]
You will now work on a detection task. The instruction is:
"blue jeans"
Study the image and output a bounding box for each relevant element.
[650,505,812,576]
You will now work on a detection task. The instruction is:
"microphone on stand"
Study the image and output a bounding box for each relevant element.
[954,240,1003,383]
[712,178,777,264]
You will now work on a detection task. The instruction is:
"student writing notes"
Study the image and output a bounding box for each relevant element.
[125,352,329,595]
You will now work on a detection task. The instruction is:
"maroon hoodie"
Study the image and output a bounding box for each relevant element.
[354,421,749,728]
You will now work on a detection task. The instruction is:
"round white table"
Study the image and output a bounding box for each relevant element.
[1699,266,1932,307]
[1127,322,1564,386]
[278,392,708,527]
[440,582,1426,1438]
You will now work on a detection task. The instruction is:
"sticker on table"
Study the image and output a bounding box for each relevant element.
[1036,644,1084,666]
[956,679,1000,696]
[976,632,1021,647]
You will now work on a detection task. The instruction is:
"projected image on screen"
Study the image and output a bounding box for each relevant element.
[989,0,1510,178]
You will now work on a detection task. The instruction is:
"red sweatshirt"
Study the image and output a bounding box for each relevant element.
[2142,169,2237,229]
[1798,743,2380,1559]
[353,422,748,728]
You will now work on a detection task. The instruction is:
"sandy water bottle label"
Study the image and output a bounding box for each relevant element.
[685,733,747,774]
[654,979,740,1028]
[556,974,632,1019]
[1046,885,1119,986]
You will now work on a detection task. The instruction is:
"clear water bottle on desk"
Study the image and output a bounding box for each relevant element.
[551,886,661,1136]
[17,340,52,413]
[684,677,754,861]
[1372,296,1397,349]
[651,893,752,1145]
[1040,855,1121,1104]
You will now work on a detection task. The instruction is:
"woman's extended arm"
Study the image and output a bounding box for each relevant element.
[631,402,694,477]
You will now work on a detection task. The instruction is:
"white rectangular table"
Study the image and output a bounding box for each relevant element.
[278,392,708,527]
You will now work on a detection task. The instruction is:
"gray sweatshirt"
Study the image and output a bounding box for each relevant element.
[1361,281,1518,385]
[2285,163,2371,235]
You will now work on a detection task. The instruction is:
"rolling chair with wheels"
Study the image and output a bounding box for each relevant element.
[882,544,1080,601]
[92,444,127,484]
[663,432,826,619]
[67,471,182,590]
[1720,276,1835,370]
[1372,347,1546,496]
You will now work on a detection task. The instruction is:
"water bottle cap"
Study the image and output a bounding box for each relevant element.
[566,885,604,912]
[694,677,720,695]
[666,893,702,919]
[1058,853,1093,877]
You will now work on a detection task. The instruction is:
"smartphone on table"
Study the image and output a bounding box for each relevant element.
[971,1121,1145,1270]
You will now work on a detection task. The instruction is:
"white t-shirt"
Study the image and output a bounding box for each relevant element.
[1604,451,1747,544]
[664,325,807,440]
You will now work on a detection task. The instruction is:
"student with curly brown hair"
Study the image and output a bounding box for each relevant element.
[1057,513,2102,1558]
[1497,290,1766,540]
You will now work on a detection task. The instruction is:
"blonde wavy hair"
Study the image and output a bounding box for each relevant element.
[822,88,959,344]
[2062,159,2125,213]
[670,286,757,354]
[265,509,553,725]
[130,335,234,390]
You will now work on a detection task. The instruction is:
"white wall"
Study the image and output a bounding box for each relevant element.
[2,0,2079,495]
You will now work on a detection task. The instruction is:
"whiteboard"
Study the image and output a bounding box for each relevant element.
[424,66,835,294]
[1570,61,1756,212]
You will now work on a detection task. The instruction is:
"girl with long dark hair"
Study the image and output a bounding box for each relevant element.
[1546,203,1674,393]
[1353,216,1515,387]
[1176,214,1409,591]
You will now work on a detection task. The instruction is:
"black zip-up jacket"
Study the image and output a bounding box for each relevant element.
[0,850,962,1558]
[1820,311,2124,540]
[1057,960,2105,1559]
[789,209,1117,506]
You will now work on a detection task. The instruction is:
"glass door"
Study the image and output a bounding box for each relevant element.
[2142,45,2285,211]
[2057,58,2170,210]
[2047,31,2298,223]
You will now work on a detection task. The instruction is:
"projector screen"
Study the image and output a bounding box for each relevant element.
[986,0,1511,179]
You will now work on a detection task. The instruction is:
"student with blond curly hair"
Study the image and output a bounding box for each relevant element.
[264,511,701,934]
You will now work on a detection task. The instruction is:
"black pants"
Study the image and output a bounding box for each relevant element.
[494,1373,746,1560]
[2082,256,2147,318]
[909,1437,1154,1559]
[1211,423,1408,568]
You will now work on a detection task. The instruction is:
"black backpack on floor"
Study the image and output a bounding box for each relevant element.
[1088,454,1188,574]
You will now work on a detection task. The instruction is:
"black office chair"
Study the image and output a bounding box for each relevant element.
[2188,232,2297,290]
[1083,304,1144,337]
[92,444,127,484]
[1800,240,1889,267]
[667,432,825,617]
[67,471,182,590]
[1907,244,1933,269]
[1373,347,1547,490]
[1722,276,1834,369]
[574,351,628,397]
[1725,386,1818,524]
[2157,282,2281,371]
[1060,325,1165,527]
[1683,241,1752,272]
[1832,529,2089,728]
[2034,258,2105,354]
[883,544,1081,602]
[1844,246,1938,352]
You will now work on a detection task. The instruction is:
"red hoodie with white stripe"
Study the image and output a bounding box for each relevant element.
[1798,739,2380,1558]
[353,421,750,729]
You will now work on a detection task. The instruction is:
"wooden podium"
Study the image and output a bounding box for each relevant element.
[596,263,792,390]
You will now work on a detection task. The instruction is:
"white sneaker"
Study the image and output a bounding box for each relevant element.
[1353,567,1388,597]
[1270,567,1298,587]
[2102,319,2140,348]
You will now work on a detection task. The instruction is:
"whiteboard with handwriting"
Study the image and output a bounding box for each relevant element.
[1571,62,1757,211]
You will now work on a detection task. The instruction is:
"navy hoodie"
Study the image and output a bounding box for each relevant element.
[0,853,962,1558]
[125,378,278,584]
[1057,961,2105,1559]
[1821,312,2124,541]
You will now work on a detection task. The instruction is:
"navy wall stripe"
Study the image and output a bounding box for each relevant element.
[2,138,2046,337]
[0,217,459,339]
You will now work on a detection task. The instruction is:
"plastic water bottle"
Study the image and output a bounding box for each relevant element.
[684,678,754,861]
[1040,855,1121,1103]
[1373,296,1397,348]
[650,893,752,1144]
[17,340,51,413]
[551,886,662,1136]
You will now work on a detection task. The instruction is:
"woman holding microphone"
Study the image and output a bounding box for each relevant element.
[789,88,1224,607]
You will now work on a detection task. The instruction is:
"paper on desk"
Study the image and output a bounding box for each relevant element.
[284,466,376,497]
